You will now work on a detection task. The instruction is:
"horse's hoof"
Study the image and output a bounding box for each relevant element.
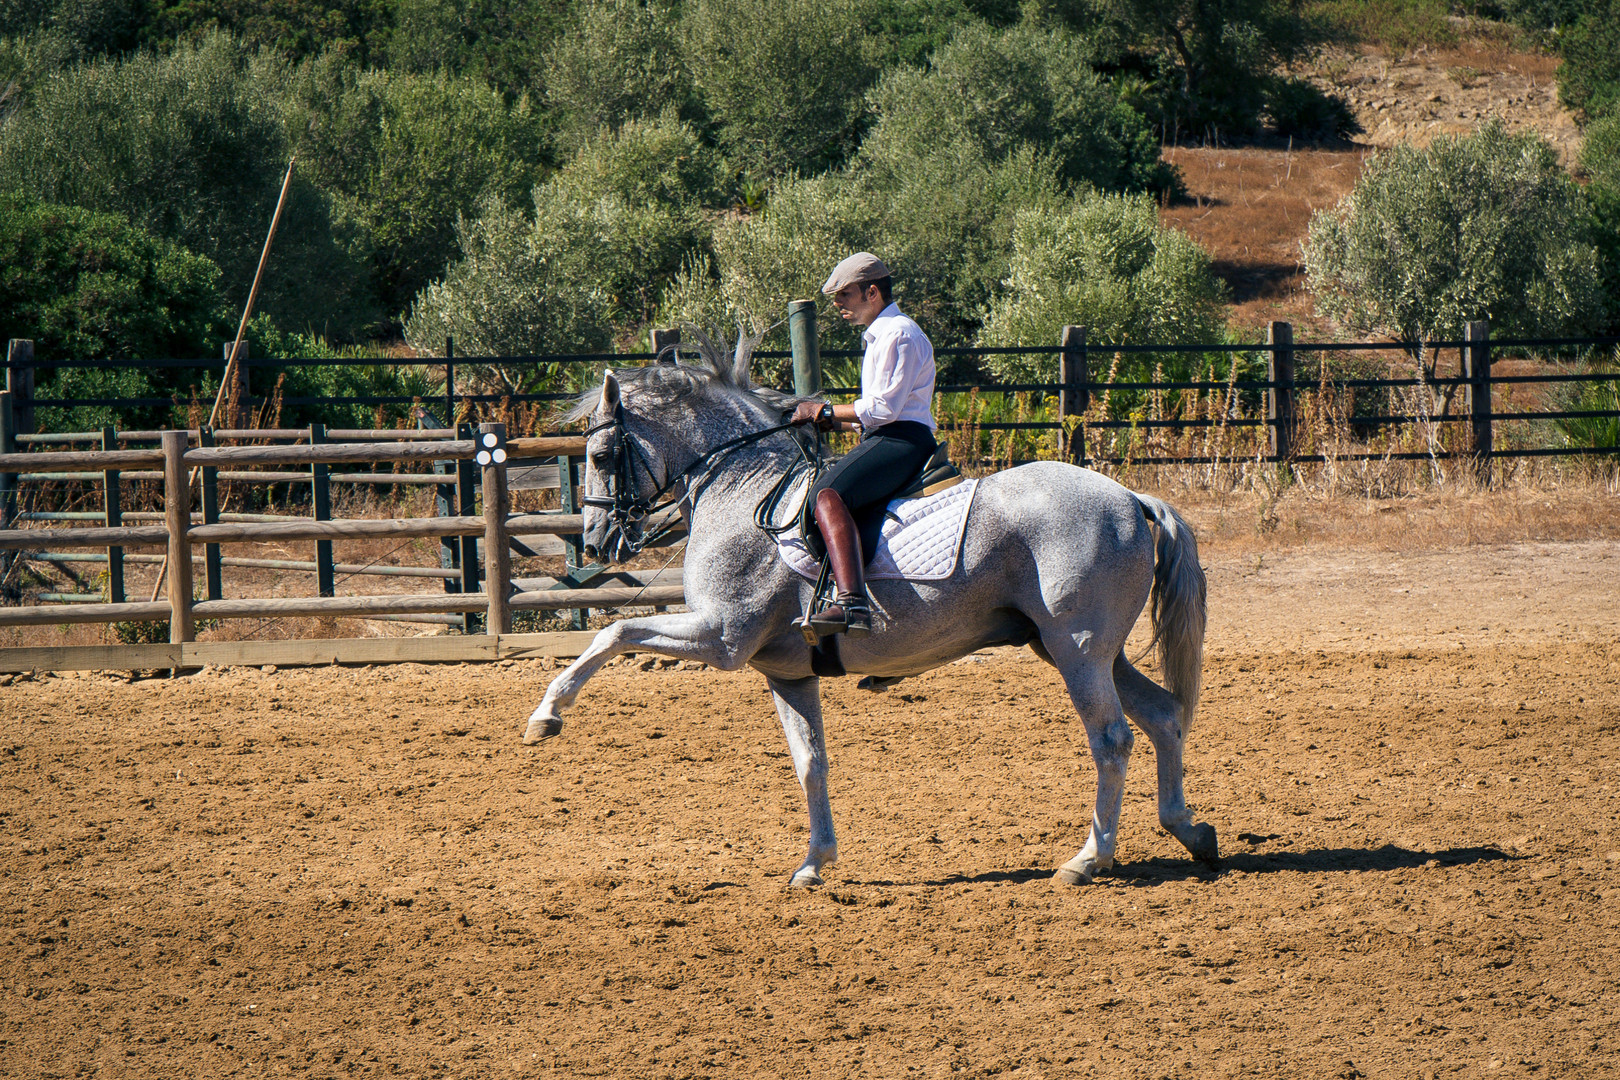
[1188,823,1219,863]
[1053,857,1099,886]
[789,867,824,888]
[522,717,564,745]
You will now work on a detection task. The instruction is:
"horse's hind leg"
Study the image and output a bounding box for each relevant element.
[1114,653,1218,862]
[766,676,838,888]
[1044,636,1134,885]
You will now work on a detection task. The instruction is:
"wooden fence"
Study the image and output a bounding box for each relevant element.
[0,427,687,673]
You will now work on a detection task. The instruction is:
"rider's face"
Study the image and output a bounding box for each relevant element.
[829,282,886,327]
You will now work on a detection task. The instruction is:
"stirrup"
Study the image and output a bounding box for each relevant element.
[806,595,871,641]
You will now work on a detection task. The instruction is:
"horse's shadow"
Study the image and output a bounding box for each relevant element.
[847,844,1521,888]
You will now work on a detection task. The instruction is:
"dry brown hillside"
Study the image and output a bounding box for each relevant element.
[1161,40,1582,338]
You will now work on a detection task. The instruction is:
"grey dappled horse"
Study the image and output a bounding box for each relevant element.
[522,346,1216,887]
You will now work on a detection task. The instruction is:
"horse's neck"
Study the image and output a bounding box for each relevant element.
[678,442,800,544]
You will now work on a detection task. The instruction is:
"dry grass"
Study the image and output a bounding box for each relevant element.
[1161,145,1366,336]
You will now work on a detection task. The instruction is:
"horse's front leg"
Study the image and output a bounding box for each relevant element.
[522,611,745,744]
[766,675,837,887]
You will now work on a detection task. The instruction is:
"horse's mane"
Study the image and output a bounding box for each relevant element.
[559,325,813,425]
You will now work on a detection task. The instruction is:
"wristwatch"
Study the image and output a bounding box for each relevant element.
[818,403,835,428]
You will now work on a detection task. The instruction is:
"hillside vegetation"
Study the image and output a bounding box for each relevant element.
[1,0,1617,423]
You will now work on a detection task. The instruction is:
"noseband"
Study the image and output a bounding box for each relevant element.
[580,402,803,556]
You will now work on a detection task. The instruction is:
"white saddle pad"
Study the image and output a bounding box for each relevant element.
[777,479,979,582]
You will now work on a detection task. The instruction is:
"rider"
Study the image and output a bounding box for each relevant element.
[790,252,937,639]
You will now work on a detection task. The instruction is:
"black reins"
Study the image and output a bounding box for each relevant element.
[580,403,819,555]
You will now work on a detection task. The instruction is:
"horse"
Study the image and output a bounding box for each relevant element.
[522,342,1216,887]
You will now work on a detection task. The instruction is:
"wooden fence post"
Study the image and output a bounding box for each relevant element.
[102,426,125,605]
[1464,320,1493,484]
[1059,325,1088,464]
[478,423,511,635]
[557,451,586,631]
[456,421,479,634]
[789,300,822,396]
[7,340,34,436]
[199,427,223,601]
[651,327,681,363]
[444,335,456,427]
[1268,321,1295,463]
[161,430,194,644]
[309,423,335,596]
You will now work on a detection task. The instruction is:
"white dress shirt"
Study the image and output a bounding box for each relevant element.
[853,303,936,432]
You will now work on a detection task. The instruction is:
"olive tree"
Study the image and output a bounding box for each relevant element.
[542,0,692,153]
[405,115,716,379]
[682,0,879,180]
[978,190,1227,382]
[0,32,375,336]
[1303,121,1606,362]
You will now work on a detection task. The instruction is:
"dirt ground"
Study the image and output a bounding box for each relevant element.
[3,512,1619,1080]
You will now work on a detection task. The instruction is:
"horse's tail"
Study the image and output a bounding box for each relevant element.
[1135,493,1207,732]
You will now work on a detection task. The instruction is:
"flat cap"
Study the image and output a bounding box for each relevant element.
[821,252,892,294]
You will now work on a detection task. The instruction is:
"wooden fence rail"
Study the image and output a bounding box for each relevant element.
[0,425,676,669]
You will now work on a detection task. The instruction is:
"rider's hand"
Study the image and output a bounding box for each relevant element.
[791,401,826,428]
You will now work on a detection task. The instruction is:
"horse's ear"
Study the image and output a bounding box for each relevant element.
[731,326,765,390]
[599,370,620,414]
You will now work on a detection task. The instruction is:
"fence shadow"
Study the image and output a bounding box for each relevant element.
[848,843,1521,889]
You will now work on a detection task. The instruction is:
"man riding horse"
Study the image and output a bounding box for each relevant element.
[790,252,937,640]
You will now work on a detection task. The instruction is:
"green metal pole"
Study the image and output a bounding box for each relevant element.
[310,423,335,597]
[789,300,821,396]
[102,425,125,604]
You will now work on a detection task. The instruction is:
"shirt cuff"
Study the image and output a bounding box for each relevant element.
[852,397,890,429]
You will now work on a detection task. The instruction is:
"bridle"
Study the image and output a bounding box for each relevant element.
[579,401,807,556]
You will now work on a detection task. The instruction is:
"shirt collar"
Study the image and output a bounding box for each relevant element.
[861,303,903,345]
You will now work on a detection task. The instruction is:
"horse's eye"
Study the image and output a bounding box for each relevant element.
[591,451,611,468]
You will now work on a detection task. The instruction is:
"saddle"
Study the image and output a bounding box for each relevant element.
[795,442,964,562]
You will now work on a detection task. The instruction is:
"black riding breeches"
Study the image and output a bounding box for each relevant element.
[804,420,936,561]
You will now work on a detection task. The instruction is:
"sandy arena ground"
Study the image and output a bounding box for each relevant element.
[2,531,1618,1079]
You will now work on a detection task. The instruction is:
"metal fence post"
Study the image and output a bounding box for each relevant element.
[1464,320,1493,484]
[478,423,511,635]
[7,340,34,436]
[1059,325,1089,465]
[445,336,456,428]
[102,425,125,605]
[161,430,194,644]
[198,427,223,601]
[456,421,479,634]
[0,390,12,598]
[789,300,822,396]
[557,452,585,631]
[310,423,335,597]
[651,327,681,363]
[1267,320,1296,463]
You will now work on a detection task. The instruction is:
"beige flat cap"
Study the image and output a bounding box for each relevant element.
[821,252,891,294]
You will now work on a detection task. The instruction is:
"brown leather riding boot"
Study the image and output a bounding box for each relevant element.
[808,489,871,639]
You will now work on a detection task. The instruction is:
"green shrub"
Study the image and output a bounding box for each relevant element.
[1558,0,1620,121]
[1304,121,1606,351]
[682,0,880,181]
[406,112,719,371]
[0,192,229,429]
[386,0,576,96]
[1582,114,1620,329]
[0,32,376,338]
[282,55,547,321]
[863,22,1177,197]
[142,0,391,64]
[978,190,1228,383]
[0,0,143,56]
[1302,0,1457,52]
[541,0,693,153]
[1068,0,1331,138]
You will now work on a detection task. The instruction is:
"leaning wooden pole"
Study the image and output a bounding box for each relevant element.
[148,157,297,602]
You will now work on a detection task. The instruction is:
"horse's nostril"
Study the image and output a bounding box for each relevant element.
[583,545,598,560]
